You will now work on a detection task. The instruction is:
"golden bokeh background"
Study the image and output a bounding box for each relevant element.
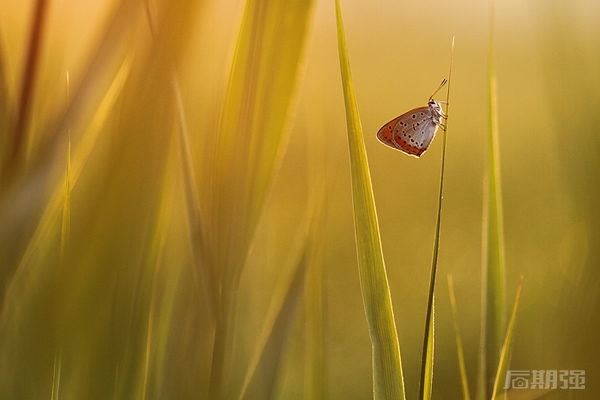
[0,0,598,398]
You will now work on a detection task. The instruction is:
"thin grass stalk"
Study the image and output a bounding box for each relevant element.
[50,354,61,400]
[303,107,327,400]
[304,201,325,400]
[59,71,71,266]
[418,37,455,400]
[490,278,523,400]
[143,126,188,398]
[59,138,70,266]
[448,275,472,400]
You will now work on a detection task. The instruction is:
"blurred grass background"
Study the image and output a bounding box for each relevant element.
[0,0,598,399]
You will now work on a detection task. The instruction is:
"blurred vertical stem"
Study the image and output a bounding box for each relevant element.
[335,1,405,398]
[478,0,506,398]
[59,138,70,265]
[59,72,71,265]
[10,0,49,172]
[447,276,471,400]
[490,278,523,400]
[209,0,314,397]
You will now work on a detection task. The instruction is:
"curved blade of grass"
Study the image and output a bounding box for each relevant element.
[419,37,455,400]
[212,0,315,283]
[209,0,315,396]
[479,1,506,398]
[335,1,404,398]
[448,275,472,400]
[490,277,523,400]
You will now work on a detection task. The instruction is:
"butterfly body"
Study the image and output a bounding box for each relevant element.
[376,80,447,157]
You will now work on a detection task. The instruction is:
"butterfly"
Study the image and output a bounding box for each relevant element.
[376,79,447,157]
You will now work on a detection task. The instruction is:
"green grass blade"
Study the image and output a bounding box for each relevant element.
[448,275,472,400]
[419,37,454,400]
[479,1,506,398]
[212,0,315,278]
[421,298,435,400]
[335,1,404,398]
[209,0,315,397]
[2,56,132,303]
[490,277,523,400]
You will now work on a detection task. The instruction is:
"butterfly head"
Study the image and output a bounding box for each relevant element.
[427,100,446,127]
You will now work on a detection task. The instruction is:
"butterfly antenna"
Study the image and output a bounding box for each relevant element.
[429,78,447,101]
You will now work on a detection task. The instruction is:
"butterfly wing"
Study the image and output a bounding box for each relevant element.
[376,106,435,157]
[376,101,444,157]
[376,114,407,151]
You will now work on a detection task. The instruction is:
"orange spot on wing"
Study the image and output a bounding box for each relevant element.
[377,117,400,147]
[393,136,423,157]
[377,115,423,157]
